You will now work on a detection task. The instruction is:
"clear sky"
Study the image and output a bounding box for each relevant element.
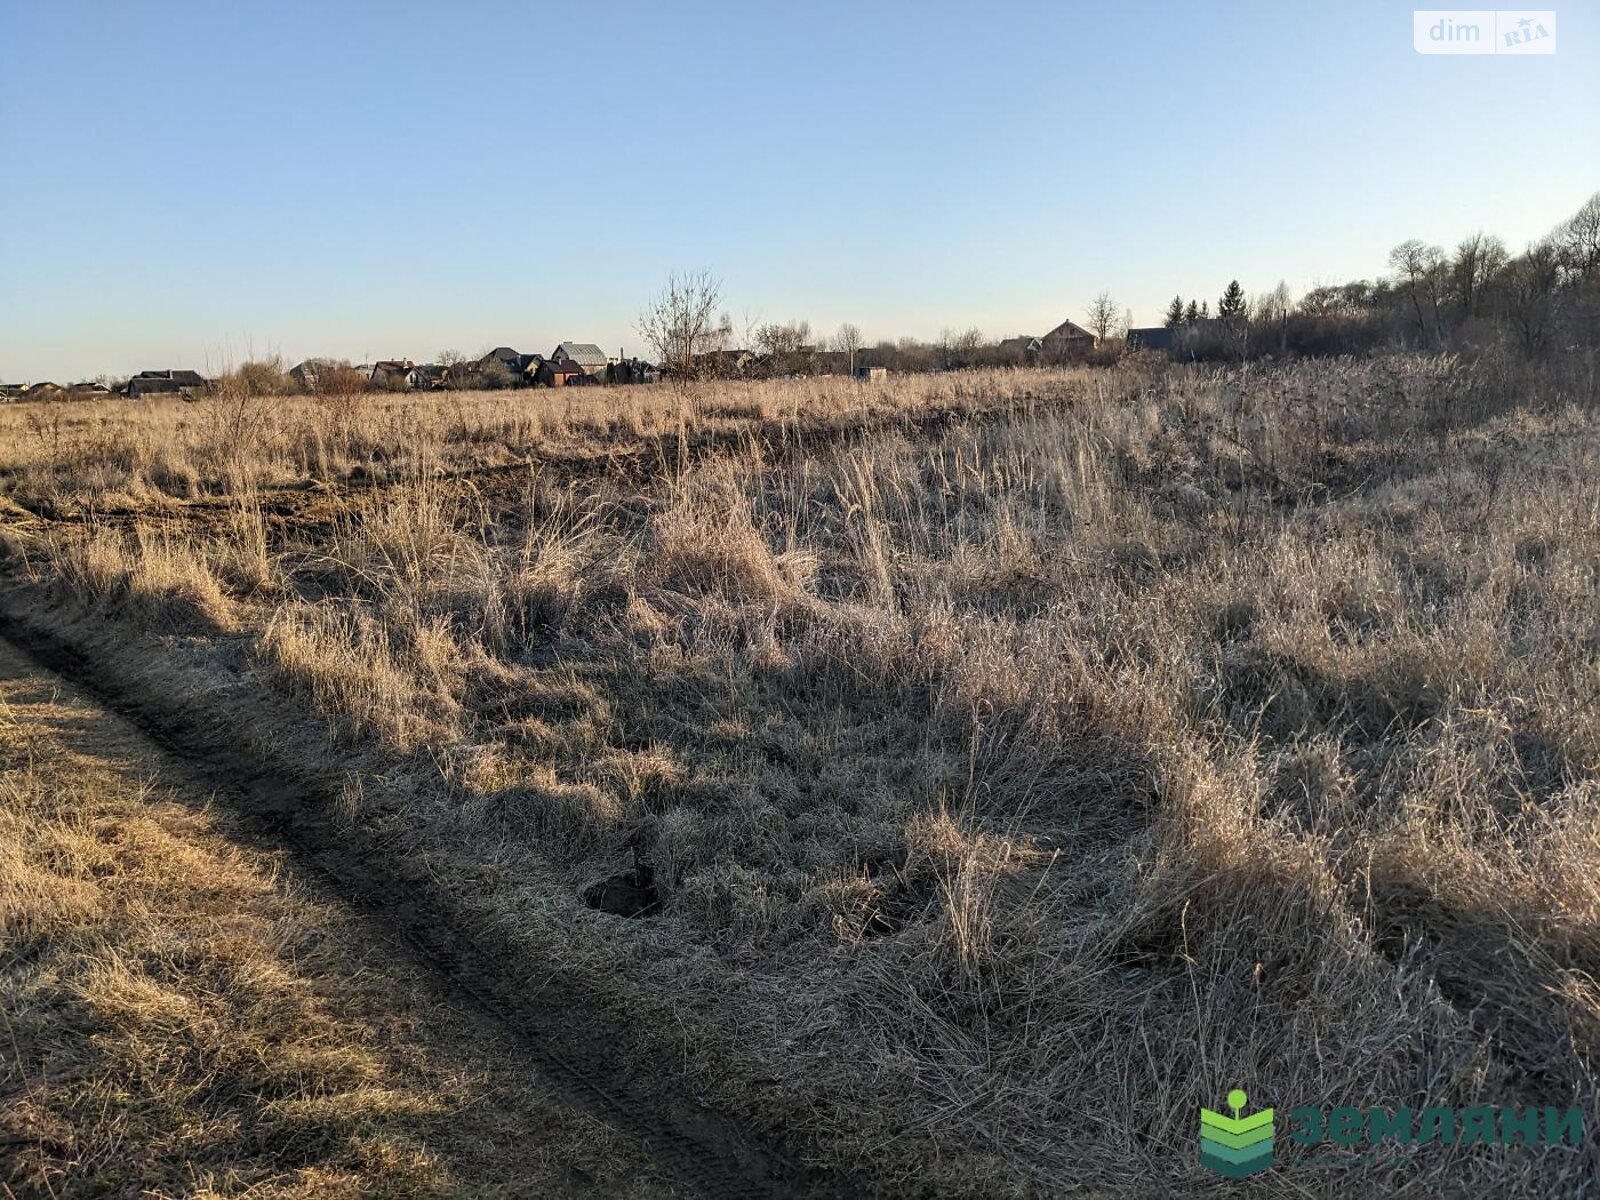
[2,0,1597,381]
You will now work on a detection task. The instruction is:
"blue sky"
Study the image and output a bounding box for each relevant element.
[2,0,1597,380]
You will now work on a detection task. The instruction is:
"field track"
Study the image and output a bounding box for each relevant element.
[0,603,857,1200]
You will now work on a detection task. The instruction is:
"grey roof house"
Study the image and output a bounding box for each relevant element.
[550,342,612,375]
[289,360,328,391]
[126,369,208,397]
[476,346,542,385]
[479,346,524,370]
[607,358,658,385]
[1126,327,1176,352]
[411,364,450,390]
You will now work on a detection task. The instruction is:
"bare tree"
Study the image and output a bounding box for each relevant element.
[835,322,862,375]
[1558,191,1600,283]
[434,349,469,389]
[1086,291,1119,343]
[1253,280,1293,354]
[637,272,733,385]
[1388,240,1447,344]
[1449,233,1508,321]
[755,319,808,356]
[754,320,817,376]
[1556,193,1600,348]
[938,327,983,368]
[1252,281,1291,325]
[1499,238,1563,356]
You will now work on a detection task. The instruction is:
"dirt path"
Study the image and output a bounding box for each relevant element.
[0,628,829,1198]
[0,634,682,1198]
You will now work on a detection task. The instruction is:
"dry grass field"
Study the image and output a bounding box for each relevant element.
[2,355,1598,1195]
[0,640,674,1198]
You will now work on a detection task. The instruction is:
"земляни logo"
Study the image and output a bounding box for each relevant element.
[1198,1090,1585,1176]
[1200,1088,1275,1178]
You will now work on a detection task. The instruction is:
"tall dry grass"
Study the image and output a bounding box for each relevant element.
[0,643,673,1198]
[0,367,1105,513]
[5,350,1598,1194]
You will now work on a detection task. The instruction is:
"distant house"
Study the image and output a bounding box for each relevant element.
[289,360,326,391]
[478,346,523,371]
[15,380,112,402]
[996,336,1043,363]
[534,358,585,388]
[370,359,417,389]
[442,361,479,389]
[852,365,888,382]
[606,358,657,385]
[550,342,612,379]
[693,348,754,379]
[1126,327,1176,352]
[292,360,378,394]
[810,349,848,376]
[475,346,541,386]
[1039,319,1096,359]
[411,364,450,390]
[126,369,208,397]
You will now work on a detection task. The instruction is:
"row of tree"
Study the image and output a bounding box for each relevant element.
[1136,192,1600,360]
[1383,198,1598,356]
[199,191,1600,400]
[205,191,1600,398]
[637,274,879,381]
[42,192,1600,401]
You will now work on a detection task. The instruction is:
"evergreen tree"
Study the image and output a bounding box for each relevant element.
[1164,296,1185,328]
[1218,280,1251,358]
[1184,299,1200,325]
[1200,300,1210,319]
[1218,280,1249,327]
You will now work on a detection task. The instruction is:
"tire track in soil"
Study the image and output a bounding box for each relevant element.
[0,612,860,1200]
